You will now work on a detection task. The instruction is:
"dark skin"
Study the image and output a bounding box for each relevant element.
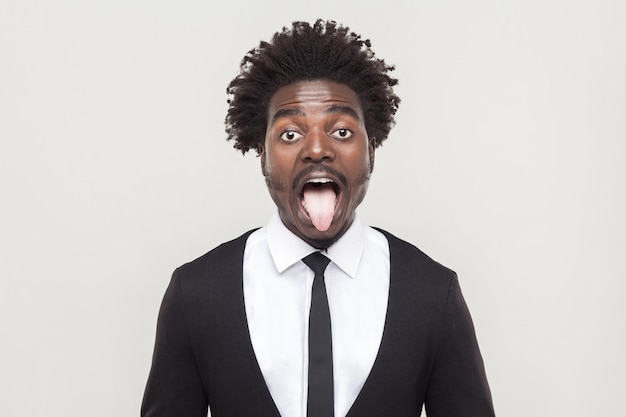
[260,80,375,249]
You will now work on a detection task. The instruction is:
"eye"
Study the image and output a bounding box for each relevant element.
[279,130,303,142]
[330,128,353,140]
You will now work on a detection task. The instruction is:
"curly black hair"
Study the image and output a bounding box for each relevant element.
[225,19,400,155]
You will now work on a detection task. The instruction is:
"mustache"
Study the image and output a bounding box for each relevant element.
[292,164,348,191]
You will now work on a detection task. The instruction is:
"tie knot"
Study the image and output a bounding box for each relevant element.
[302,252,331,276]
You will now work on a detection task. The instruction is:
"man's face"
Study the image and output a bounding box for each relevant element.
[261,80,374,249]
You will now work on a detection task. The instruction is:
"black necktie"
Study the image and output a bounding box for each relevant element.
[302,252,334,417]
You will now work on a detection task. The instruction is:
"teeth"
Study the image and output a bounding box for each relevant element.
[307,178,333,184]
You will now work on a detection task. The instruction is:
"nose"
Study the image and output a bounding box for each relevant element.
[300,128,335,163]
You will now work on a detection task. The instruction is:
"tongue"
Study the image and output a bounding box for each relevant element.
[303,184,336,232]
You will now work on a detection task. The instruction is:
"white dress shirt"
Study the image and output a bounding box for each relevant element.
[243,211,390,417]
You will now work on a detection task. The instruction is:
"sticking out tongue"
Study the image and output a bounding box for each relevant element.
[302,183,337,232]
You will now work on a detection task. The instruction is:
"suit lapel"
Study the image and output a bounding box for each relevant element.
[192,229,282,417]
[344,229,430,417]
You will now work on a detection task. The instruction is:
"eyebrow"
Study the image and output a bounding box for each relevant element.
[324,105,361,121]
[269,104,362,127]
[269,108,304,126]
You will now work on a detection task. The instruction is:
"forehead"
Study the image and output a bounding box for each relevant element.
[267,80,363,117]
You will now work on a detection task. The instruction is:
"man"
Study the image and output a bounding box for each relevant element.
[142,20,495,417]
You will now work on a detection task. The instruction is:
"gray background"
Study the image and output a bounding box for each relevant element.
[1,0,625,416]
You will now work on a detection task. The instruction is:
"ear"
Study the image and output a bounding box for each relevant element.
[368,138,376,173]
[259,144,267,176]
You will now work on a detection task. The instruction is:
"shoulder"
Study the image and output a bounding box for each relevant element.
[373,227,458,285]
[174,229,258,284]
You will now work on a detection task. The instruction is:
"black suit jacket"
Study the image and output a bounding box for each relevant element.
[142,228,495,417]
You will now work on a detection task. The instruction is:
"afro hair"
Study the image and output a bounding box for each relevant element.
[225,19,400,154]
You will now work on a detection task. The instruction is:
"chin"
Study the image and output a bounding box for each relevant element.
[297,219,348,249]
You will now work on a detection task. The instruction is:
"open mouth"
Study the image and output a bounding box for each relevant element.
[300,178,340,231]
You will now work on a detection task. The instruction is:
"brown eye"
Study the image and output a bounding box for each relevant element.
[280,130,303,142]
[330,128,353,140]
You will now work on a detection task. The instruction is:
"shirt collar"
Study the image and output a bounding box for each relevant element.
[266,210,365,278]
